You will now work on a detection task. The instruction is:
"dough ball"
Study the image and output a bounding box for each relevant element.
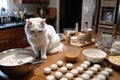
[90,67,98,74]
[104,68,113,75]
[75,77,83,80]
[100,70,109,77]
[55,71,62,79]
[93,64,101,70]
[70,69,79,77]
[81,73,90,80]
[97,74,106,80]
[56,61,63,67]
[85,70,93,77]
[46,75,55,80]
[83,61,91,66]
[60,77,68,80]
[60,67,67,74]
[44,67,51,75]
[92,78,100,80]
[76,66,84,74]
[51,64,58,71]
[66,63,73,70]
[65,73,73,80]
[80,63,88,70]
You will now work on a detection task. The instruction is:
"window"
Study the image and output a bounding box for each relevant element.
[0,0,7,10]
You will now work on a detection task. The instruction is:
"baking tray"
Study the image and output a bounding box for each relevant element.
[70,38,95,47]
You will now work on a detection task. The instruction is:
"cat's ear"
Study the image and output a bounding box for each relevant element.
[40,18,46,25]
[26,19,32,25]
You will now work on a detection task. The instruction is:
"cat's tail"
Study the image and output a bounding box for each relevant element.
[48,43,65,54]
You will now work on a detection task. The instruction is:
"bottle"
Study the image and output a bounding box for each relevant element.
[84,22,88,34]
[75,22,79,36]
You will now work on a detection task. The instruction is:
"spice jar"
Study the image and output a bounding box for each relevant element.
[86,29,92,42]
[79,33,85,44]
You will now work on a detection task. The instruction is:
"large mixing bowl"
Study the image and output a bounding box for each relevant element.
[82,48,107,63]
[0,48,44,78]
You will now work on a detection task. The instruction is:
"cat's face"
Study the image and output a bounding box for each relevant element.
[26,18,46,38]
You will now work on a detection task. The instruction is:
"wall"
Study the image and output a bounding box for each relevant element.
[48,0,57,8]
[81,0,94,30]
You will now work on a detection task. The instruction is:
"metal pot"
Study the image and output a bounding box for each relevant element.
[0,48,44,78]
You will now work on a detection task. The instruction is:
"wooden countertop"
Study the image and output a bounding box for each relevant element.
[0,39,120,80]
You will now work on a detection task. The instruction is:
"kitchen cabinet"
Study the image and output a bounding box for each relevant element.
[0,39,9,51]
[0,26,30,52]
[14,0,49,4]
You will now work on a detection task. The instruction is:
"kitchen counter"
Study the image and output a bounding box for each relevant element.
[0,21,25,31]
[0,40,120,80]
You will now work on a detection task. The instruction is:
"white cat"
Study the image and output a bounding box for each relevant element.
[25,17,64,59]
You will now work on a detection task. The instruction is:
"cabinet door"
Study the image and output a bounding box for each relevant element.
[8,37,17,49]
[22,0,49,4]
[0,39,9,52]
[17,34,30,48]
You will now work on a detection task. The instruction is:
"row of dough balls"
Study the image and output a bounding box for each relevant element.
[44,60,91,75]
[44,60,113,80]
[77,63,113,80]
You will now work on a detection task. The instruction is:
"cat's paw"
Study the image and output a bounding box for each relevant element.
[41,55,47,60]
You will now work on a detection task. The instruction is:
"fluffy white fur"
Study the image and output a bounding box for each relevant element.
[25,17,64,59]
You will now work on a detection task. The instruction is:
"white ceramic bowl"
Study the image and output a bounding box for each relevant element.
[82,48,107,63]
[63,28,75,36]
[71,36,78,43]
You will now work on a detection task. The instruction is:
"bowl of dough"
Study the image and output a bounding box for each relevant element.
[82,48,107,63]
[108,56,120,69]
[0,48,44,78]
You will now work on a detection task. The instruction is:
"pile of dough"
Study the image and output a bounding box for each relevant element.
[112,41,120,49]
[110,41,120,56]
[108,56,120,66]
